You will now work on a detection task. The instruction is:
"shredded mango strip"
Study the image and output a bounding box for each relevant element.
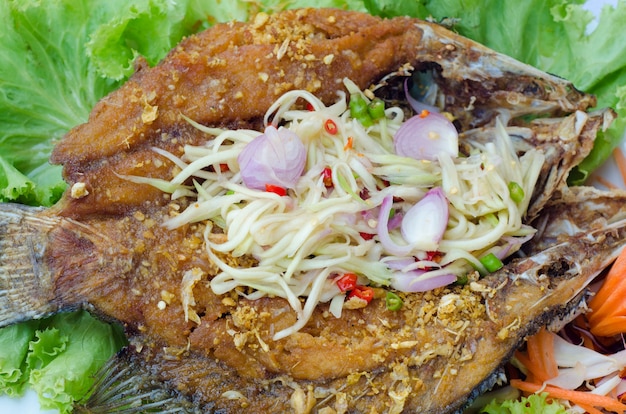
[588,246,626,337]
[510,380,626,413]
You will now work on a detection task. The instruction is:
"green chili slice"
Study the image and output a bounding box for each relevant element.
[385,291,403,311]
[367,98,385,120]
[349,94,373,127]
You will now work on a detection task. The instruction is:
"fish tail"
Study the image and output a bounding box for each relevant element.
[75,347,202,414]
[0,203,62,327]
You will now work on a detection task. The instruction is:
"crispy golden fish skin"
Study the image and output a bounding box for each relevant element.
[65,187,626,414]
[0,7,619,414]
[47,8,595,218]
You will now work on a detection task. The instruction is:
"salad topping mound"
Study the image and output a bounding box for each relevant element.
[146,79,544,340]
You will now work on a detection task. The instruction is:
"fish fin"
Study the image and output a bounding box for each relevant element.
[0,203,62,327]
[74,347,203,414]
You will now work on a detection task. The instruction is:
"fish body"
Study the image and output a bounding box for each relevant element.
[2,187,626,413]
[0,7,622,414]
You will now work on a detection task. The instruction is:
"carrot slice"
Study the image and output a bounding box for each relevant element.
[577,402,606,414]
[536,328,558,380]
[588,246,626,336]
[511,379,626,413]
[613,147,626,186]
[590,315,626,338]
[518,327,558,383]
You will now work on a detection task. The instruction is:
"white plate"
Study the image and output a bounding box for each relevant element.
[0,390,56,414]
[0,0,620,412]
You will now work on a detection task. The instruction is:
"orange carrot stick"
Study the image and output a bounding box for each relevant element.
[613,147,626,186]
[594,175,619,190]
[519,327,558,383]
[511,379,626,413]
[588,246,626,336]
[576,403,606,414]
[590,315,626,338]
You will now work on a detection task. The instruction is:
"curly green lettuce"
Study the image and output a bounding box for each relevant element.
[481,393,568,414]
[0,312,125,413]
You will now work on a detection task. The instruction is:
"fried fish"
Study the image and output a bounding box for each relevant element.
[0,7,623,414]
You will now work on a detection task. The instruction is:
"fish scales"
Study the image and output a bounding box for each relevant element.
[0,7,623,414]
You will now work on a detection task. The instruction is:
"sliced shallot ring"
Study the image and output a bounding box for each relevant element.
[401,187,449,252]
[391,270,456,292]
[238,125,306,190]
[394,110,458,161]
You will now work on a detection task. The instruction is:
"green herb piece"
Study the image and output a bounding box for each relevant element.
[480,252,504,273]
[508,181,525,203]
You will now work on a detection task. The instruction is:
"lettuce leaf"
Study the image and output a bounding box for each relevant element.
[0,0,229,206]
[0,0,118,206]
[0,312,125,413]
[481,392,568,414]
[0,321,39,397]
[27,312,126,413]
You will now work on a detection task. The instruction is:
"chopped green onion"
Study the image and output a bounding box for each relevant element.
[480,252,504,273]
[349,94,373,127]
[484,212,499,227]
[385,291,403,311]
[508,181,525,203]
[367,98,385,120]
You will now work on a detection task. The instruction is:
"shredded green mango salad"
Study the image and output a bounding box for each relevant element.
[138,80,540,340]
[1,0,626,412]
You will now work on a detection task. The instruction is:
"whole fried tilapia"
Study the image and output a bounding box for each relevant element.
[0,7,622,414]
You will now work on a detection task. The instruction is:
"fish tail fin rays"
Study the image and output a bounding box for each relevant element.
[0,203,62,327]
[74,347,202,414]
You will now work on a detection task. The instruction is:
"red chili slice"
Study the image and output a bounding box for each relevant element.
[336,273,358,292]
[359,232,374,240]
[324,119,338,135]
[265,184,287,196]
[321,167,333,187]
[425,251,442,262]
[348,285,374,303]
